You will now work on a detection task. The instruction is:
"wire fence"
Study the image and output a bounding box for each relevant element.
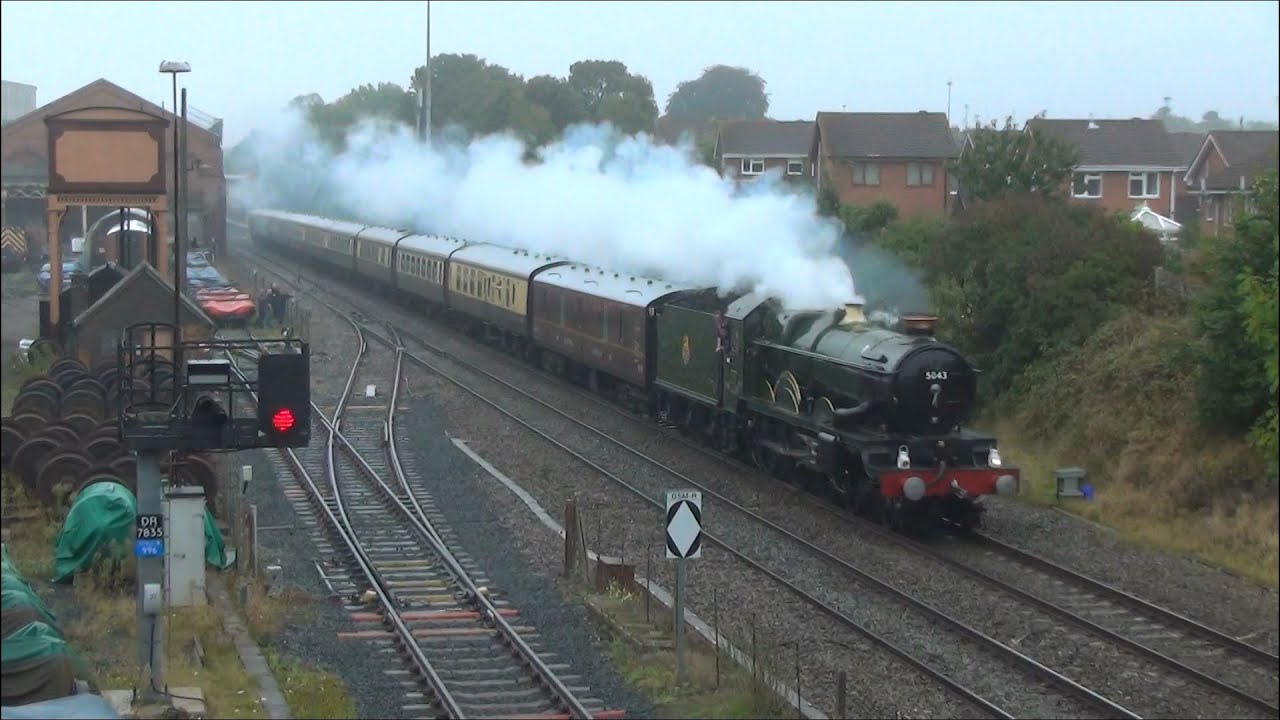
[567,499,870,719]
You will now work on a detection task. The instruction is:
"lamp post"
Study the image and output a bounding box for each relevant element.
[159,61,191,332]
[421,0,432,142]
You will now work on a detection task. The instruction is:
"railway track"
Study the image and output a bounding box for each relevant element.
[222,316,611,719]
[234,245,1151,719]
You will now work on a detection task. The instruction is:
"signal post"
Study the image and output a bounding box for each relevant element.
[665,489,703,685]
[118,323,309,703]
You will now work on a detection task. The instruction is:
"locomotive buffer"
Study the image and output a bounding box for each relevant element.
[666,489,703,684]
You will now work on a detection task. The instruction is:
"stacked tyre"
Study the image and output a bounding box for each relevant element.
[1,352,218,514]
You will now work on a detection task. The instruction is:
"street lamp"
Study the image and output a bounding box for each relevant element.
[159,60,191,332]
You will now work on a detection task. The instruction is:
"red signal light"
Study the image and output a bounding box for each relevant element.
[271,408,295,433]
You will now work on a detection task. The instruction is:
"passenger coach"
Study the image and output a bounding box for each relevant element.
[393,233,467,307]
[530,264,692,392]
[445,245,566,348]
[353,225,412,290]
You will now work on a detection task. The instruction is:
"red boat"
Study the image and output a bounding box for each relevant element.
[197,288,257,325]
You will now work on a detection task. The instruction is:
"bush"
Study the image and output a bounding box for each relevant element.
[907,194,1163,396]
[838,200,899,235]
[1192,169,1278,437]
[1240,234,1278,479]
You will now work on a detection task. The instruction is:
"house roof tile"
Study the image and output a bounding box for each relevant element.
[815,111,957,159]
[1026,118,1183,168]
[715,120,815,157]
[1169,131,1207,166]
[1193,130,1279,191]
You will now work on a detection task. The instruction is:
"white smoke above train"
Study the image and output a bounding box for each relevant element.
[232,110,862,311]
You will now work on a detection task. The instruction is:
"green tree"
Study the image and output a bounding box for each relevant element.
[838,201,899,235]
[308,82,417,149]
[1151,102,1278,132]
[1194,168,1279,439]
[567,60,659,133]
[524,74,587,133]
[663,65,769,139]
[1240,234,1279,478]
[951,115,1079,204]
[913,197,1162,394]
[411,54,537,138]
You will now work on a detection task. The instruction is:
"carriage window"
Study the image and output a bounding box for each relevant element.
[616,311,626,343]
[602,305,609,338]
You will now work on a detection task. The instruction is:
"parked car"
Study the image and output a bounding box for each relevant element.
[35,261,80,293]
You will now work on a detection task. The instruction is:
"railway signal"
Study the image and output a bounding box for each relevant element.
[256,352,311,447]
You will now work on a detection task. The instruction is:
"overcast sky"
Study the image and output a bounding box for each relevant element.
[2,0,1277,146]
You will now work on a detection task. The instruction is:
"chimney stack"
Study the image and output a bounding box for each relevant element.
[900,312,939,336]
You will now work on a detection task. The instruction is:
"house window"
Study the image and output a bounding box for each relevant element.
[740,158,764,175]
[1128,171,1160,199]
[907,162,935,187]
[1073,172,1102,198]
[851,162,880,186]
[786,160,804,176]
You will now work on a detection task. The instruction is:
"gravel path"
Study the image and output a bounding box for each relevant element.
[231,241,1280,719]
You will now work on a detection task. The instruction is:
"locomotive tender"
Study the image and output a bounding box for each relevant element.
[248,209,1019,531]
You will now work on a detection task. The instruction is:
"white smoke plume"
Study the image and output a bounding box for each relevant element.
[233,109,862,310]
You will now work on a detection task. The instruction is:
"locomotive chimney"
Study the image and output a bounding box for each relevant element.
[839,301,866,326]
[900,312,939,336]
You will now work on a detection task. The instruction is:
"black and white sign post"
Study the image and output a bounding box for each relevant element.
[665,489,703,685]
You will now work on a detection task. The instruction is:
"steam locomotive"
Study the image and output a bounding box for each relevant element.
[249,209,1019,532]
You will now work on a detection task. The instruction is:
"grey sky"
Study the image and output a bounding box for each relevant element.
[3,0,1277,146]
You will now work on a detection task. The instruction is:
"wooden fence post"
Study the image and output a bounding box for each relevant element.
[563,499,578,579]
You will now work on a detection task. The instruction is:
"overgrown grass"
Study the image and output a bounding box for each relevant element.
[986,308,1279,587]
[594,585,789,719]
[3,350,51,417]
[2,511,267,717]
[232,573,357,719]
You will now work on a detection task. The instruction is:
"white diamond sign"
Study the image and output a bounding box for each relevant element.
[665,490,703,559]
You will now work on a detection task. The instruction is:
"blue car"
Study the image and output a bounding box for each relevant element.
[185,265,227,289]
[36,261,80,293]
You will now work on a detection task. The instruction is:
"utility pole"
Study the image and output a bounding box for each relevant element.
[423,0,432,143]
[946,80,953,125]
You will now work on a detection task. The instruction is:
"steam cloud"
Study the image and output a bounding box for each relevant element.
[233,110,863,310]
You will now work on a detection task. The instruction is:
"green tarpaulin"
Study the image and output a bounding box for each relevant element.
[51,482,136,584]
[51,482,231,582]
[1,574,57,631]
[1,621,87,707]
[1,621,71,665]
[203,508,229,570]
[2,544,57,632]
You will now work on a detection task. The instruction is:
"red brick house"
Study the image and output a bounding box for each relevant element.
[1025,118,1185,217]
[810,112,957,218]
[1168,131,1207,222]
[1182,130,1279,238]
[712,120,816,183]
